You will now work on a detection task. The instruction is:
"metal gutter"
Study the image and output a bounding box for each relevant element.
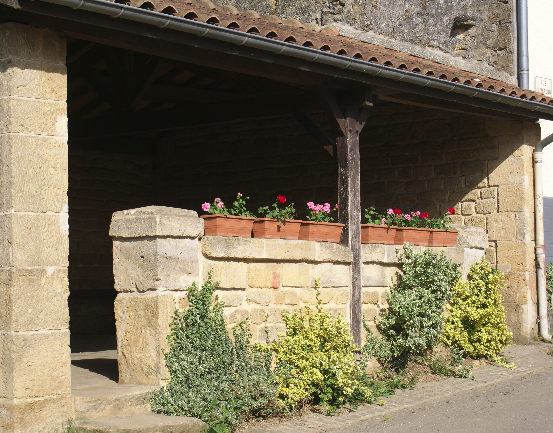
[30,0,553,119]
[517,0,530,89]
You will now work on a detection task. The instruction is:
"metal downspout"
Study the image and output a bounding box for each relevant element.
[517,0,530,89]
[533,132,553,341]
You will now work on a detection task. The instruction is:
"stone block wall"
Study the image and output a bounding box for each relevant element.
[0,23,72,432]
[68,149,153,334]
[110,206,487,386]
[153,103,540,342]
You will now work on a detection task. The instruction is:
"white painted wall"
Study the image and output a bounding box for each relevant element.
[528,0,553,263]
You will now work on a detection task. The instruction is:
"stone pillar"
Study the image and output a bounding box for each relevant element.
[109,206,203,385]
[0,23,71,432]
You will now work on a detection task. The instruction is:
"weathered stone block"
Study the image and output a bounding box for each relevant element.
[0,394,72,433]
[0,267,68,331]
[205,260,247,289]
[314,263,350,287]
[362,264,395,287]
[248,263,281,288]
[502,271,535,304]
[488,155,532,187]
[463,214,486,230]
[316,242,352,263]
[201,236,264,259]
[496,241,535,273]
[0,98,67,137]
[281,263,310,287]
[461,201,475,215]
[245,288,272,306]
[264,240,317,261]
[0,134,68,213]
[0,23,66,64]
[0,213,69,267]
[0,59,67,101]
[485,246,497,264]
[227,308,249,324]
[250,308,268,325]
[110,206,203,238]
[299,288,317,304]
[273,289,299,305]
[475,198,496,214]
[335,288,350,304]
[115,292,175,385]
[486,213,516,241]
[266,307,295,324]
[515,212,533,242]
[362,288,379,305]
[362,305,378,322]
[216,290,244,307]
[480,187,497,199]
[113,238,200,292]
[498,184,533,212]
[0,330,70,399]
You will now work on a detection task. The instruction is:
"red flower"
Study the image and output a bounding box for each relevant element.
[448,207,455,215]
[421,213,429,219]
[394,208,402,215]
[277,195,286,204]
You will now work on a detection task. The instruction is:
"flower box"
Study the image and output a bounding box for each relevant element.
[277,220,302,240]
[361,224,397,245]
[298,221,344,243]
[252,218,280,239]
[428,229,459,247]
[394,227,432,246]
[201,215,254,238]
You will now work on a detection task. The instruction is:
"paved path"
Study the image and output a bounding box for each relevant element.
[240,343,553,433]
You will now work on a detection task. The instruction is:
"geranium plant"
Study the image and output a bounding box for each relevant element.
[258,195,296,225]
[201,193,256,217]
[363,207,454,230]
[306,202,337,223]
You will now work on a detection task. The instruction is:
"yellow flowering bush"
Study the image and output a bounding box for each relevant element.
[442,259,512,364]
[270,288,371,412]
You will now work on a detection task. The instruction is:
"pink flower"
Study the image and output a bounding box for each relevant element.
[238,192,242,197]
[307,202,315,210]
[323,203,331,213]
[381,218,386,226]
[387,208,394,215]
[216,201,224,208]
[404,214,411,220]
[202,202,210,212]
[335,204,339,209]
[215,198,221,203]
[415,211,421,216]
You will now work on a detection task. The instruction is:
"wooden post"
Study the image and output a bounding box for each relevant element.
[310,86,373,346]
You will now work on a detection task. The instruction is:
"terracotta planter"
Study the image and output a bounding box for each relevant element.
[298,221,344,243]
[428,229,459,247]
[200,215,254,238]
[277,219,302,240]
[361,224,397,245]
[394,227,432,246]
[252,218,280,239]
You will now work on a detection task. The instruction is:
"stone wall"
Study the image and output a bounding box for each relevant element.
[153,104,541,342]
[68,149,153,334]
[0,23,72,432]
[110,206,487,386]
[208,0,516,83]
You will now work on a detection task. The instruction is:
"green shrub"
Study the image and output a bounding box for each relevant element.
[363,245,461,369]
[546,263,553,310]
[150,275,280,432]
[442,259,512,363]
[269,285,371,413]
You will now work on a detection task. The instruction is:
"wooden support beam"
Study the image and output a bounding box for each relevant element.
[316,86,373,346]
[294,112,336,157]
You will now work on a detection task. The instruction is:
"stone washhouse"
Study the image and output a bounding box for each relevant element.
[1,0,553,430]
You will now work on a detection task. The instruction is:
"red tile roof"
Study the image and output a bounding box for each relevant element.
[112,0,553,106]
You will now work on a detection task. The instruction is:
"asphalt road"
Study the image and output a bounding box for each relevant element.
[325,368,553,433]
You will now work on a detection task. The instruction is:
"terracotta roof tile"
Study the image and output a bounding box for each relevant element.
[115,0,553,106]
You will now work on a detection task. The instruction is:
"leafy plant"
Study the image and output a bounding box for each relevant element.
[150,274,280,431]
[362,207,454,229]
[54,419,77,433]
[362,245,461,369]
[363,206,381,225]
[306,202,337,223]
[201,193,256,217]
[546,263,553,310]
[269,281,371,413]
[258,195,296,225]
[418,346,472,378]
[442,259,512,365]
